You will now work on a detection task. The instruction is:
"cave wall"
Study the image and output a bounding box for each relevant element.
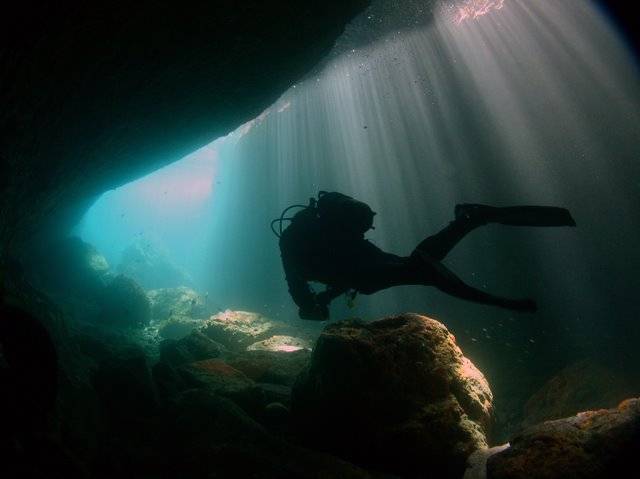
[0,0,369,259]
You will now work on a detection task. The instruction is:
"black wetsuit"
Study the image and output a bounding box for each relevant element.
[279,194,574,320]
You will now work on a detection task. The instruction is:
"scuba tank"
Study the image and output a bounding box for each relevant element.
[271,191,376,238]
[315,191,376,236]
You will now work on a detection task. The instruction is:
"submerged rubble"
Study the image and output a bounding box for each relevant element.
[3,282,637,479]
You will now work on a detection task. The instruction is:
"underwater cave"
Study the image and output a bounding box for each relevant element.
[2,1,639,478]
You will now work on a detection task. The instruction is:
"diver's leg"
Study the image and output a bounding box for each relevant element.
[413,215,483,261]
[414,203,576,262]
[414,251,537,312]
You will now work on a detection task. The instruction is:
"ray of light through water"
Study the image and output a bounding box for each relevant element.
[79,0,640,378]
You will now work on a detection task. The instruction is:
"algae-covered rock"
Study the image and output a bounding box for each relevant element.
[157,316,202,340]
[247,335,311,352]
[292,313,493,478]
[487,398,640,479]
[147,287,208,322]
[99,275,151,328]
[200,310,279,350]
[522,359,636,428]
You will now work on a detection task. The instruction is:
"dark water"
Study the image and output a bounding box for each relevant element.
[13,0,635,471]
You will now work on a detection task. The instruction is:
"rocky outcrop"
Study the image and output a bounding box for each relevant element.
[291,313,493,478]
[522,359,637,427]
[119,242,193,290]
[149,286,211,339]
[25,236,111,301]
[247,335,312,352]
[200,310,280,351]
[148,287,209,322]
[487,398,640,479]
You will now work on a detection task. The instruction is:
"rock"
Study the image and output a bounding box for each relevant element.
[523,359,636,428]
[2,1,369,255]
[228,349,311,387]
[147,286,209,322]
[155,389,375,478]
[152,361,187,402]
[247,335,312,352]
[0,305,60,435]
[99,275,151,328]
[262,402,291,431]
[157,315,202,340]
[487,398,640,479]
[257,383,293,407]
[464,444,510,479]
[178,359,265,415]
[92,345,159,423]
[26,237,111,301]
[292,314,493,478]
[159,330,224,368]
[117,240,193,290]
[200,310,279,350]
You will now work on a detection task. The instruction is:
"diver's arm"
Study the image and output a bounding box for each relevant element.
[280,249,324,319]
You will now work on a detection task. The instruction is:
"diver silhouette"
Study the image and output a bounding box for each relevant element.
[275,192,576,321]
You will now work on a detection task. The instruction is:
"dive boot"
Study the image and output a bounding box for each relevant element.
[455,203,576,227]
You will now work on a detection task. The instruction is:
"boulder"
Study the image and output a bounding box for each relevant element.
[99,275,151,328]
[147,286,209,322]
[200,310,279,350]
[157,316,202,340]
[487,398,640,479]
[178,359,265,415]
[159,330,224,368]
[228,349,311,387]
[523,359,636,428]
[292,314,493,478]
[247,335,312,352]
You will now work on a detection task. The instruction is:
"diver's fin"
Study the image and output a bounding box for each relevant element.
[456,204,576,227]
[492,206,576,227]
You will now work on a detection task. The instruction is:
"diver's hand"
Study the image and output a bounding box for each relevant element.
[299,302,329,321]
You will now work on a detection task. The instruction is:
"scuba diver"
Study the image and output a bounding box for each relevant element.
[273,191,576,321]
